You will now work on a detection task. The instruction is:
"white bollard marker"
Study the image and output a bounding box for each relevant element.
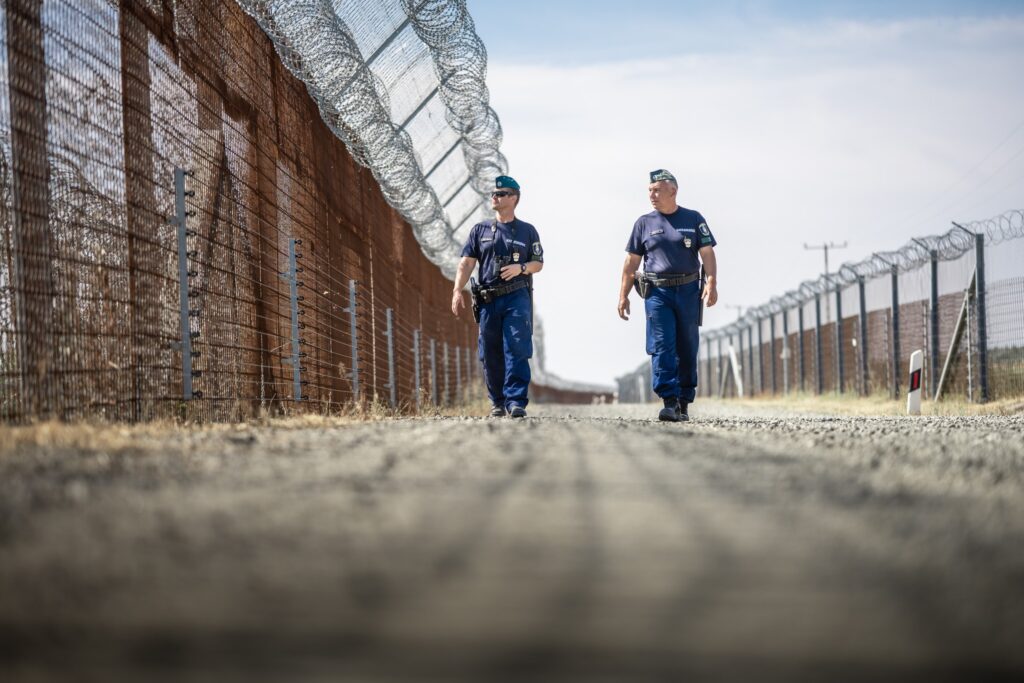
[907,349,923,415]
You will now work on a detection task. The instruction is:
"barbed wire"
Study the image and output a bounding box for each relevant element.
[234,0,504,278]
[706,209,1024,339]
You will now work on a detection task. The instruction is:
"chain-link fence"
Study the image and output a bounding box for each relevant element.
[0,0,603,423]
[617,211,1024,404]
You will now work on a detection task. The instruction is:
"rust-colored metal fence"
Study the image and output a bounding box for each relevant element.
[0,0,491,421]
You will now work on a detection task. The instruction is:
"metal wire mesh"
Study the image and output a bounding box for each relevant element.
[0,0,534,422]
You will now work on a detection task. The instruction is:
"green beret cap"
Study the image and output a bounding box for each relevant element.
[495,175,520,191]
[649,169,676,183]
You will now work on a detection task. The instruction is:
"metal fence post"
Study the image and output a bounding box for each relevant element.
[347,279,360,401]
[455,345,462,405]
[443,341,450,406]
[384,308,396,407]
[769,314,777,395]
[413,329,421,410]
[798,305,805,392]
[465,345,472,402]
[281,238,305,402]
[430,338,438,405]
[756,317,764,394]
[781,307,790,394]
[173,169,195,401]
[702,338,710,397]
[835,285,844,394]
[8,0,55,418]
[716,336,725,398]
[815,293,823,394]
[929,249,939,398]
[747,324,755,397]
[701,338,709,397]
[891,264,900,398]
[736,325,745,396]
[975,233,989,402]
[858,275,868,396]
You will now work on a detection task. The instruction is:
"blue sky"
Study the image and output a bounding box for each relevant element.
[467,1,1024,384]
[471,0,1024,63]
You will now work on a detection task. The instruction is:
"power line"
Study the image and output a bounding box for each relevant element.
[804,241,847,320]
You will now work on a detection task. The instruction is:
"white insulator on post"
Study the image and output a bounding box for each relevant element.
[907,349,924,415]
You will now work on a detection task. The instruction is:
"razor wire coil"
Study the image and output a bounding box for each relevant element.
[709,209,1024,337]
[234,0,506,279]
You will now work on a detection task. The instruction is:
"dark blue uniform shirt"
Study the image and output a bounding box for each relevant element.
[461,219,544,287]
[625,207,716,274]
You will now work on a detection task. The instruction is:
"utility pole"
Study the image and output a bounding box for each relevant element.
[805,241,848,321]
[724,304,744,321]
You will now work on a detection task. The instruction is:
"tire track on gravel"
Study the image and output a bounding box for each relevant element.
[474,420,605,680]
[601,425,746,674]
[638,423,1019,674]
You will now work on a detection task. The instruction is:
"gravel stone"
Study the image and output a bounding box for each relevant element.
[0,401,1022,681]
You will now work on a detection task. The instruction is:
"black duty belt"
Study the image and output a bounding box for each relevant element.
[642,271,700,288]
[478,278,529,301]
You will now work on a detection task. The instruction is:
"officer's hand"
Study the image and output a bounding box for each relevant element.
[499,265,521,281]
[702,283,718,307]
[618,297,630,321]
[451,290,465,317]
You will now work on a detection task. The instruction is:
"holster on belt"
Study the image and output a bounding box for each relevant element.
[633,273,652,300]
[469,277,482,322]
[634,271,699,300]
[470,278,529,322]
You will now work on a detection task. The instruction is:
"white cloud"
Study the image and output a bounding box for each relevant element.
[487,17,1024,384]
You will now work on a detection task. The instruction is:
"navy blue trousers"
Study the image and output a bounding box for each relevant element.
[478,288,532,408]
[645,282,701,403]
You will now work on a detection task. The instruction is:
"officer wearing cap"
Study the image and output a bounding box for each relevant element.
[618,169,718,421]
[451,176,544,418]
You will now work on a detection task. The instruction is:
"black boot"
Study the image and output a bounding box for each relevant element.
[658,397,680,422]
[677,399,690,422]
[489,405,506,418]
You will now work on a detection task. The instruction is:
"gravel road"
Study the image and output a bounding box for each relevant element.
[2,401,1023,682]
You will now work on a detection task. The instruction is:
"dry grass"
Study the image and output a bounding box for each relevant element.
[0,397,492,457]
[725,392,1024,417]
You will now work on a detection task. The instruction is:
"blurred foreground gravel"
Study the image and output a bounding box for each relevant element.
[1,401,1023,682]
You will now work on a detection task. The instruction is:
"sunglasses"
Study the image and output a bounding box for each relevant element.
[491,191,515,198]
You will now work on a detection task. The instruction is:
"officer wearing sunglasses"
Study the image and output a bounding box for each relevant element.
[451,176,544,418]
[618,169,718,422]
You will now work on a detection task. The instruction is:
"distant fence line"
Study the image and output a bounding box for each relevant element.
[0,0,602,423]
[617,210,1024,404]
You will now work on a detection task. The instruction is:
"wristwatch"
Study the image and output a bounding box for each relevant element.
[520,263,527,275]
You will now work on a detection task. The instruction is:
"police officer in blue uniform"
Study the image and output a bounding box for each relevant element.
[618,169,718,421]
[452,176,544,418]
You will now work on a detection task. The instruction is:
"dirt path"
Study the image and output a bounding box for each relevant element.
[2,402,1022,681]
